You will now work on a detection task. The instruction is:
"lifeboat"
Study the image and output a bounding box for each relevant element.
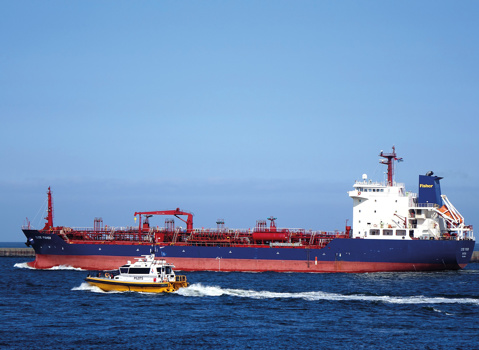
[85,254,188,293]
[438,205,464,224]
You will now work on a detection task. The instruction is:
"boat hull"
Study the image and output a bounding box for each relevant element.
[85,277,187,293]
[23,229,475,273]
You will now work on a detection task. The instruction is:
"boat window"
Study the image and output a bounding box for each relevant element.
[120,267,129,274]
[383,229,393,236]
[396,230,406,236]
[370,229,380,235]
[165,266,172,274]
[128,268,151,274]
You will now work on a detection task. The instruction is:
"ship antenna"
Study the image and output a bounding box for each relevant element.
[42,187,54,230]
[379,146,403,186]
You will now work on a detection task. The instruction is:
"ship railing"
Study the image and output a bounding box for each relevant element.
[270,242,303,247]
[155,227,344,237]
[354,180,385,186]
[175,275,187,282]
[68,227,99,232]
[59,227,346,243]
[354,180,405,188]
[66,226,139,232]
[410,203,440,209]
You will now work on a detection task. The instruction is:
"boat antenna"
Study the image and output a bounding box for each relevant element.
[379,146,403,186]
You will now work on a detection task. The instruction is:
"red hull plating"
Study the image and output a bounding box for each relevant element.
[27,254,463,273]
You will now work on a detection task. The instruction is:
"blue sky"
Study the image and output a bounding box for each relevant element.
[1,1,478,242]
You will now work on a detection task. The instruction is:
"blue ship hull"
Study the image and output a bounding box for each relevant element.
[23,229,475,272]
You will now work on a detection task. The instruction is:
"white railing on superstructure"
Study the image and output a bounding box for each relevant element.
[353,180,405,188]
[410,202,439,209]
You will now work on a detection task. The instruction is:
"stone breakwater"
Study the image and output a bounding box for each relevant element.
[0,248,35,256]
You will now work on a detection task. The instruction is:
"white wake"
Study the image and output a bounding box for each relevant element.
[14,262,84,271]
[72,282,122,293]
[176,283,479,305]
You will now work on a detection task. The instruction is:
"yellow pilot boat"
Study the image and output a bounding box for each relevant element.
[85,254,188,293]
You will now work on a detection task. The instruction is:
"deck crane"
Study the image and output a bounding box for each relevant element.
[134,209,194,234]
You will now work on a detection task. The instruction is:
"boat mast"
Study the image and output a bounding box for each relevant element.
[43,187,54,230]
[379,146,402,186]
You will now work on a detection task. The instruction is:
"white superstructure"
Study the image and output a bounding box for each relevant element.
[116,254,178,283]
[348,147,474,241]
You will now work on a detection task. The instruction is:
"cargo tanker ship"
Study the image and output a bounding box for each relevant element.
[22,147,475,272]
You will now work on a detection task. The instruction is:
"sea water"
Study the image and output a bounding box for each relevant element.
[1,256,478,349]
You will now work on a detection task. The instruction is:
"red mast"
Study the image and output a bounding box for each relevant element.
[379,146,403,186]
[43,187,54,231]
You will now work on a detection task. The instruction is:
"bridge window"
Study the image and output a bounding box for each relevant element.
[383,229,393,236]
[128,268,150,274]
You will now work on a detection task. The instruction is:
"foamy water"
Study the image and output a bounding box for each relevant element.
[176,283,479,305]
[71,281,479,305]
[14,261,85,271]
[72,282,121,293]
